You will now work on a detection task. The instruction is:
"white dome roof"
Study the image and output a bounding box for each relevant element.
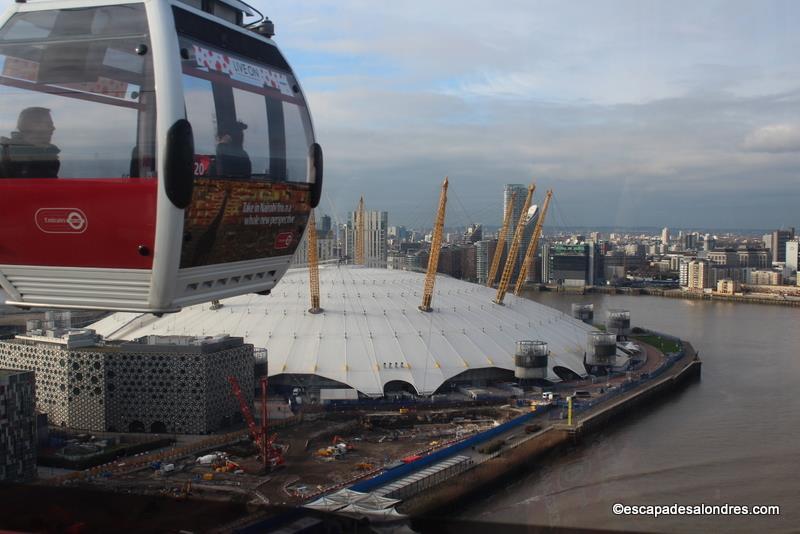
[91,266,592,396]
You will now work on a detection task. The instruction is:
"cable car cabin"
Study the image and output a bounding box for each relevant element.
[0,0,323,312]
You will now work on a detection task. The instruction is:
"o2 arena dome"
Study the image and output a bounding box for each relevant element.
[91,266,593,397]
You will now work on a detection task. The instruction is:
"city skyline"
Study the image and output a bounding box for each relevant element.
[254,0,800,229]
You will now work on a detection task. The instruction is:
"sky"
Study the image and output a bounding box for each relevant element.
[252,0,800,230]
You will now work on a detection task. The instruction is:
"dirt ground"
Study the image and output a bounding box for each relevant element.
[83,407,511,508]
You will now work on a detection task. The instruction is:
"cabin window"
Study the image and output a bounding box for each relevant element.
[0,4,156,179]
[179,35,313,183]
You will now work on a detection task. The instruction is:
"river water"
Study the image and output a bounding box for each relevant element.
[457,293,800,533]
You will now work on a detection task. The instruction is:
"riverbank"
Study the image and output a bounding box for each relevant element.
[398,343,701,519]
[527,283,800,307]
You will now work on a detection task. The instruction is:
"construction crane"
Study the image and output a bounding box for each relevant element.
[355,196,365,265]
[514,190,553,295]
[420,177,449,312]
[486,191,516,288]
[228,375,283,470]
[307,210,322,313]
[495,183,535,305]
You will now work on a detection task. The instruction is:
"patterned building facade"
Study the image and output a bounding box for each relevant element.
[0,334,254,434]
[0,369,36,482]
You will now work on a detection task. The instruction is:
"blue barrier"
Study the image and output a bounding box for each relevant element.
[350,408,549,493]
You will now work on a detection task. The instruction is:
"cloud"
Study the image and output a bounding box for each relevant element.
[742,124,800,153]
[254,0,800,228]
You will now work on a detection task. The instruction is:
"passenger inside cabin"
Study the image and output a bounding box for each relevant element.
[215,121,251,179]
[0,107,60,178]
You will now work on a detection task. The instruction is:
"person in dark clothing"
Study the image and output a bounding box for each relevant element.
[215,121,251,178]
[0,107,60,178]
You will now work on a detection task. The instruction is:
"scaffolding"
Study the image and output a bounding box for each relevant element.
[307,210,322,313]
[355,196,365,265]
[420,177,449,312]
[486,191,516,288]
[514,190,552,295]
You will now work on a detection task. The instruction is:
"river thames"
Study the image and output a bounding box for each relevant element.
[458,293,800,533]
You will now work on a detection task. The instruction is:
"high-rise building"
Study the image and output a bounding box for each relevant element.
[292,229,336,266]
[0,369,36,482]
[503,184,536,280]
[541,242,552,284]
[319,214,332,235]
[786,240,799,274]
[679,260,690,287]
[771,229,796,263]
[475,240,497,285]
[661,227,670,246]
[346,210,389,268]
[686,259,710,290]
[703,234,715,251]
[388,225,408,241]
[682,232,699,251]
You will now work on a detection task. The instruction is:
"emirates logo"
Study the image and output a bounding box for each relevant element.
[35,208,88,234]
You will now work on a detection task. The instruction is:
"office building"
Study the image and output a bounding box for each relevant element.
[737,248,771,269]
[545,243,603,286]
[682,232,699,251]
[0,332,254,434]
[771,229,795,263]
[706,249,738,266]
[475,239,497,285]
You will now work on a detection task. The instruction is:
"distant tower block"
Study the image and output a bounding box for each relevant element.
[606,309,630,336]
[587,332,617,368]
[514,340,549,380]
[572,303,594,324]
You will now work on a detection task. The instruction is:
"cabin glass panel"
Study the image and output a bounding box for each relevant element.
[179,35,312,183]
[0,4,156,179]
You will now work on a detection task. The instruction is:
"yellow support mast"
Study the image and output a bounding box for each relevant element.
[486,191,516,288]
[513,190,552,296]
[355,196,365,265]
[307,210,322,313]
[494,182,535,305]
[420,177,449,312]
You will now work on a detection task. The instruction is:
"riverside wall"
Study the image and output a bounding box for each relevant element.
[399,344,701,518]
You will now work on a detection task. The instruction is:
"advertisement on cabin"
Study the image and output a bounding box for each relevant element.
[180,178,311,268]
